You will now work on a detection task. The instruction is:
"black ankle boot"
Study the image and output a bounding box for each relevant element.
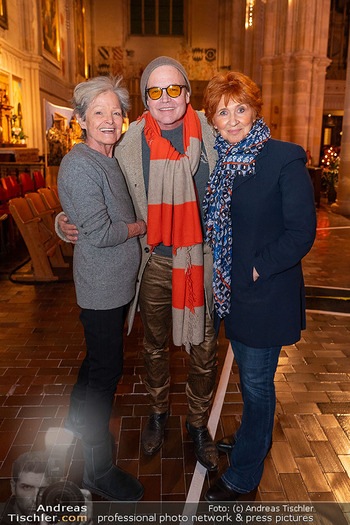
[82,437,144,501]
[186,421,218,471]
[141,411,169,455]
[216,435,273,454]
[216,435,236,453]
[64,395,85,439]
[205,478,245,502]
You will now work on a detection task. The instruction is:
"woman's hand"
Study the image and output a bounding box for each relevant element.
[58,213,79,244]
[127,219,147,239]
[253,267,260,282]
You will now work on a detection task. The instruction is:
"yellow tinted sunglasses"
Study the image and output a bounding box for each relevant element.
[146,85,187,100]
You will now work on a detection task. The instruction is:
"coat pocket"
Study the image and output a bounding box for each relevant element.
[232,263,273,304]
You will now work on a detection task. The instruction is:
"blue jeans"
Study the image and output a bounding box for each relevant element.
[222,340,281,493]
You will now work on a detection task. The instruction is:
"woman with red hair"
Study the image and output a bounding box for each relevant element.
[202,72,316,501]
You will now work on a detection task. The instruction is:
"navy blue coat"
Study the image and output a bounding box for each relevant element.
[223,138,317,348]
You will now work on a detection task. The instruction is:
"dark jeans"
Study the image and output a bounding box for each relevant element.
[222,340,281,493]
[70,306,127,445]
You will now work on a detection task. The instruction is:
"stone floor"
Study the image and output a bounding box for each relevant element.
[0,198,349,510]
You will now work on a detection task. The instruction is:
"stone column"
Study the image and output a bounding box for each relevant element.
[217,0,245,72]
[230,0,246,73]
[279,54,293,143]
[308,56,331,165]
[332,42,350,216]
[218,0,264,82]
[292,52,314,147]
[217,0,232,71]
[23,57,43,151]
[260,0,331,158]
[260,55,274,129]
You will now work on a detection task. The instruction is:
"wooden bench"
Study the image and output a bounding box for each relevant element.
[9,197,68,282]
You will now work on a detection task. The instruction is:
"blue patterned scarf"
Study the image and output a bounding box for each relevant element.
[203,118,271,318]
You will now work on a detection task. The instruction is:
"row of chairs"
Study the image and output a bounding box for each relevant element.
[8,186,72,282]
[0,172,46,247]
[0,171,45,202]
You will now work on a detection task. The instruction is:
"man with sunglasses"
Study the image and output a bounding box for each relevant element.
[116,57,218,471]
[57,56,219,472]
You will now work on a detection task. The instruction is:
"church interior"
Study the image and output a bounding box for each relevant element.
[0,0,350,518]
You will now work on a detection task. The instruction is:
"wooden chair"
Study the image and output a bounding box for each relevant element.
[33,171,45,190]
[0,213,8,253]
[25,192,73,257]
[19,172,35,194]
[38,187,62,214]
[25,192,56,233]
[49,184,59,201]
[9,197,68,282]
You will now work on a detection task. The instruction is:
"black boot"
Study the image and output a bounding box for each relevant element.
[64,394,85,439]
[186,421,218,471]
[141,411,169,455]
[205,478,245,502]
[82,437,144,501]
[216,435,236,453]
[216,435,273,454]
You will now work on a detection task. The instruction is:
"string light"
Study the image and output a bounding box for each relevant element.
[321,146,338,168]
[245,0,255,29]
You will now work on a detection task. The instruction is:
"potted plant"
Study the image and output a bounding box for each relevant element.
[11,115,28,144]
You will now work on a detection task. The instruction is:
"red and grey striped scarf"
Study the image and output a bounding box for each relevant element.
[142,104,205,349]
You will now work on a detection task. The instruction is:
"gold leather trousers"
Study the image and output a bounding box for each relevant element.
[139,254,218,427]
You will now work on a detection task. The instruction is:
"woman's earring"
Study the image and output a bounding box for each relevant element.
[212,127,218,137]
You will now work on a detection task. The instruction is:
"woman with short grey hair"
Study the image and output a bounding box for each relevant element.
[72,76,130,139]
[57,76,146,501]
